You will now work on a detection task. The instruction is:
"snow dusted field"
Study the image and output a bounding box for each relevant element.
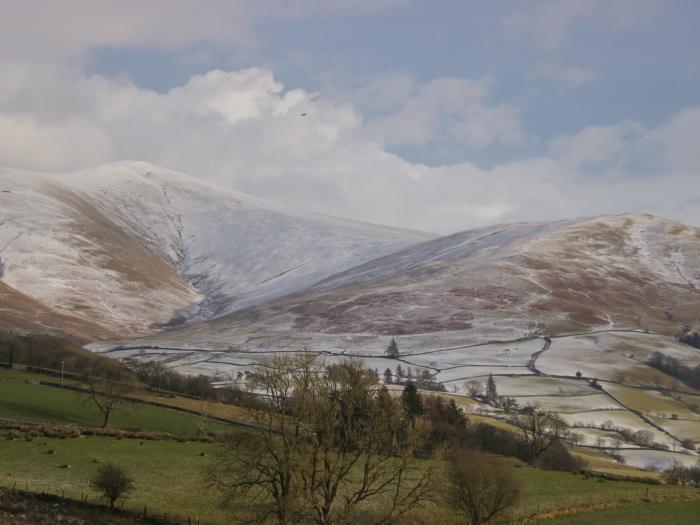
[538,331,700,381]
[93,329,700,471]
[486,376,594,397]
[614,449,698,470]
[404,339,541,367]
[510,394,622,413]
[437,367,533,386]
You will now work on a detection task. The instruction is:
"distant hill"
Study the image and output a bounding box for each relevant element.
[117,213,700,354]
[0,161,431,340]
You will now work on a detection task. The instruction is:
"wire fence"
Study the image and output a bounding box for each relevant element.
[499,484,700,523]
[0,480,208,525]
[2,478,699,525]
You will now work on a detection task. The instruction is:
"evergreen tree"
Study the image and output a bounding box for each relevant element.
[396,364,404,382]
[401,382,424,422]
[447,399,467,427]
[486,373,498,404]
[383,368,393,385]
[385,337,400,358]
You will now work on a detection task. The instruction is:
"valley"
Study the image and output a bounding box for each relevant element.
[1,162,699,522]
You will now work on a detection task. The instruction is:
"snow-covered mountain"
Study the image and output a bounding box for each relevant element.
[0,161,432,339]
[114,213,700,354]
[3,161,699,352]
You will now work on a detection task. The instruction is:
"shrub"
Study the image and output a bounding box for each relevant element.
[89,463,134,508]
[447,448,522,525]
[535,441,588,473]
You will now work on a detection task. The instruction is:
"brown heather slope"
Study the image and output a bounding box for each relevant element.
[0,170,204,340]
[118,213,700,353]
[0,281,113,341]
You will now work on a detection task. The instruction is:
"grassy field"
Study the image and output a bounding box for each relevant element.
[0,433,687,525]
[606,383,700,420]
[509,463,662,507]
[0,374,235,436]
[1,366,255,425]
[0,434,227,523]
[538,499,700,524]
[570,448,662,480]
[1,368,697,524]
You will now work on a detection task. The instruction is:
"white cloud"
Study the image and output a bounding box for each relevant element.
[364,77,524,149]
[549,121,644,169]
[0,0,405,60]
[642,107,700,174]
[0,65,698,233]
[0,115,113,172]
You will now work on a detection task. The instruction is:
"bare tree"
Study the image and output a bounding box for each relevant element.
[83,362,136,428]
[207,353,435,525]
[464,380,483,399]
[632,429,654,447]
[568,432,584,447]
[447,448,522,525]
[197,397,212,437]
[301,361,434,525]
[512,409,568,463]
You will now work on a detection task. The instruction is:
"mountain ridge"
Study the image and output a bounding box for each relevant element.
[107,212,700,356]
[0,161,432,340]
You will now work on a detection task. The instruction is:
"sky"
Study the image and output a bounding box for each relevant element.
[0,0,699,234]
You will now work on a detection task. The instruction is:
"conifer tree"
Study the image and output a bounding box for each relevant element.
[401,382,424,422]
[385,337,400,358]
[383,368,393,384]
[486,373,498,404]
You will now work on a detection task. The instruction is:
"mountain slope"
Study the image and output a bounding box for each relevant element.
[0,281,113,340]
[116,213,700,353]
[0,162,432,339]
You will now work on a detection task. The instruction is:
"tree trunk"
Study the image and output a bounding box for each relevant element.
[102,409,111,428]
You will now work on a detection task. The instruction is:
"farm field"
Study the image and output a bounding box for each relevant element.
[1,434,693,525]
[98,330,700,469]
[0,434,228,523]
[4,365,697,524]
[538,499,700,524]
[0,374,235,436]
